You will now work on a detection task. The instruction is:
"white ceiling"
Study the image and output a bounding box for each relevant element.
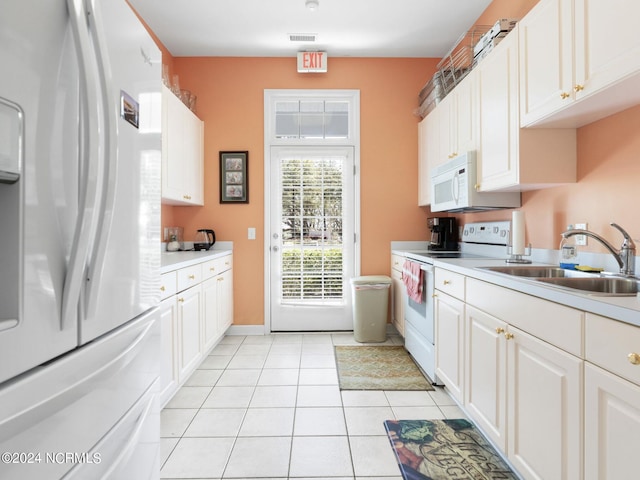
[128,0,493,58]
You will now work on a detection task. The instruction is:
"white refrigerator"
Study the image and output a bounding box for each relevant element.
[0,0,162,478]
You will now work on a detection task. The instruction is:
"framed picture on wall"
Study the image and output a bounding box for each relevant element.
[219,151,249,203]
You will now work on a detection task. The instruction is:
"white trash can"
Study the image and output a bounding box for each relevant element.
[350,275,392,343]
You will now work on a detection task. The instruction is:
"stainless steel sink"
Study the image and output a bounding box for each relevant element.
[535,276,640,296]
[479,266,591,278]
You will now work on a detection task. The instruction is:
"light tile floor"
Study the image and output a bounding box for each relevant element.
[160,332,466,479]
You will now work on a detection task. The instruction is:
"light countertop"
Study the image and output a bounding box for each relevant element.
[161,248,232,274]
[392,249,640,328]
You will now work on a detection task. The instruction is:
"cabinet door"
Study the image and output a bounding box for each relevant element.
[177,285,202,383]
[417,117,430,206]
[162,87,186,203]
[519,0,574,126]
[159,296,178,406]
[453,71,477,155]
[217,269,233,334]
[507,326,583,480]
[183,109,204,205]
[464,305,507,450]
[574,0,640,102]
[585,363,640,480]
[201,277,219,353]
[161,85,204,205]
[434,291,465,403]
[477,29,520,191]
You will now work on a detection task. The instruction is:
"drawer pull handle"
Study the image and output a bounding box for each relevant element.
[495,327,505,334]
[560,92,570,99]
[178,297,184,303]
[574,84,584,92]
[188,274,195,280]
[628,353,640,365]
[210,267,215,272]
[443,280,451,285]
[217,278,224,282]
[432,293,438,298]
[160,286,165,291]
[504,332,514,340]
[225,261,230,266]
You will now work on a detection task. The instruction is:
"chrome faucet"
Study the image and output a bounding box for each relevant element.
[561,223,636,277]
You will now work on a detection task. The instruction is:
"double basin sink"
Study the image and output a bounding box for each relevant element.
[479,266,640,297]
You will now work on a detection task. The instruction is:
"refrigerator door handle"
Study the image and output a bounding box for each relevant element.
[83,0,119,323]
[61,0,105,331]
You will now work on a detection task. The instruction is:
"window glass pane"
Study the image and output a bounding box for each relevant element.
[300,113,324,138]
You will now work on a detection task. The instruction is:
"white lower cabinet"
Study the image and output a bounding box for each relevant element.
[176,284,202,383]
[434,291,465,403]
[584,312,640,479]
[584,364,640,480]
[506,325,583,480]
[159,296,178,405]
[436,267,587,480]
[464,304,507,451]
[160,253,233,405]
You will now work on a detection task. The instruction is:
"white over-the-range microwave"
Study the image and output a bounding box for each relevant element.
[430,151,521,212]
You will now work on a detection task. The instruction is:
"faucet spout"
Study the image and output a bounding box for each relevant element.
[561,223,636,276]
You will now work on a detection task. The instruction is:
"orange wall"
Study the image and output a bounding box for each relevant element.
[160,0,640,327]
[166,57,439,325]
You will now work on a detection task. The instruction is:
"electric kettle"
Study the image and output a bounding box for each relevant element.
[194,229,215,251]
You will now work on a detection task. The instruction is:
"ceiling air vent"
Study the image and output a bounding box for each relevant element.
[289,33,317,43]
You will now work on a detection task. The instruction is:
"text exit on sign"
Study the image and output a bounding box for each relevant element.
[297,51,328,73]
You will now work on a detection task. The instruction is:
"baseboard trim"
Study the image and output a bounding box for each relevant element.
[226,324,269,336]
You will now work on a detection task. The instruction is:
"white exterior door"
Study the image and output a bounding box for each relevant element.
[269,147,355,331]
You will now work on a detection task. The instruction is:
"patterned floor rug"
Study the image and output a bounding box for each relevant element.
[384,419,518,480]
[334,346,433,390]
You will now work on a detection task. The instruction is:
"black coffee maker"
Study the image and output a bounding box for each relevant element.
[428,217,458,251]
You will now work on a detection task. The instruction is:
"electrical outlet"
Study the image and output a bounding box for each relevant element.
[248,227,256,240]
[575,223,587,246]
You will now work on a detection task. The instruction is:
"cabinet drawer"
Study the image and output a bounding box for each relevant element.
[391,254,405,272]
[160,271,177,300]
[177,264,202,292]
[435,269,465,300]
[466,278,583,356]
[586,313,640,386]
[202,255,233,280]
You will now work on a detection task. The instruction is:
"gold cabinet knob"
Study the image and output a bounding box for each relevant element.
[178,297,184,303]
[574,84,584,92]
[495,327,505,334]
[474,184,480,191]
[628,353,640,365]
[443,280,451,285]
[217,277,224,282]
[188,274,195,280]
[504,332,514,340]
[432,293,438,298]
[210,267,216,272]
[160,285,166,291]
[560,92,570,99]
[183,194,192,200]
[225,261,230,266]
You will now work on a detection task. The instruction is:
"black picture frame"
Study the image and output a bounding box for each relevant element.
[219,151,249,203]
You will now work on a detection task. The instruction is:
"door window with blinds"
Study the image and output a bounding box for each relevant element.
[265,89,360,332]
[280,155,344,302]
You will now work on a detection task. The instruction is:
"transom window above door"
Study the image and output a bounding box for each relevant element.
[275,100,349,140]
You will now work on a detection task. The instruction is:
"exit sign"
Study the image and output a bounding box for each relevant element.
[297,51,328,73]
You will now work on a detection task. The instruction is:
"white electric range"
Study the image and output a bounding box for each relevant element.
[400,221,511,384]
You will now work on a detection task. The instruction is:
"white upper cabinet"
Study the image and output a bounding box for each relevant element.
[520,0,640,127]
[476,27,577,192]
[161,85,204,205]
